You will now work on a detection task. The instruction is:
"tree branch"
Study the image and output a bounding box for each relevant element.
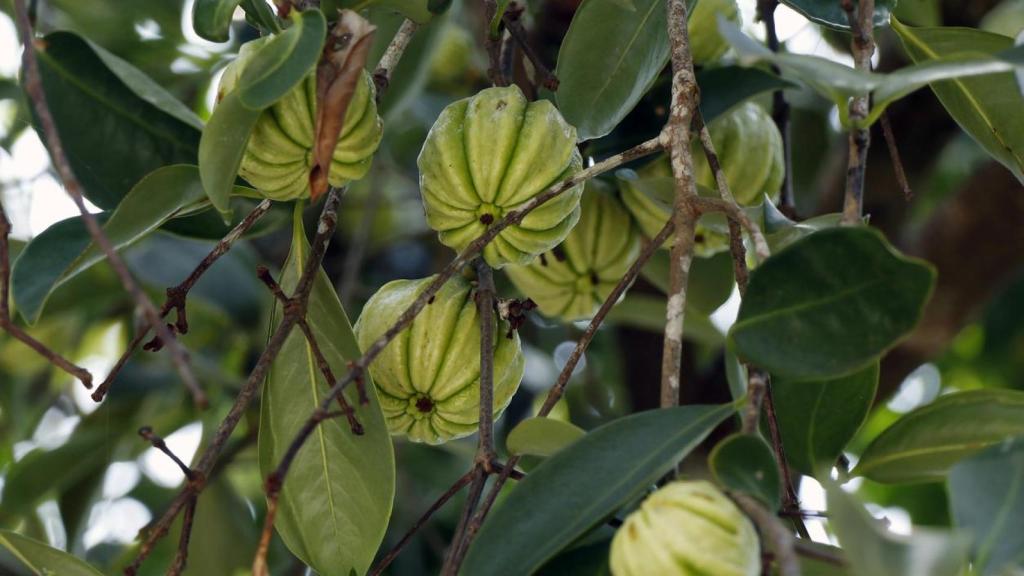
[660,0,702,412]
[503,3,559,91]
[841,0,876,224]
[372,18,419,98]
[733,493,799,576]
[13,0,205,407]
[92,199,273,402]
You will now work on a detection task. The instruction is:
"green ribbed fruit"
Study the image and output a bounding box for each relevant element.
[616,168,731,258]
[217,37,383,201]
[689,0,742,65]
[418,85,584,269]
[694,102,784,206]
[610,480,760,576]
[353,275,524,444]
[505,181,640,321]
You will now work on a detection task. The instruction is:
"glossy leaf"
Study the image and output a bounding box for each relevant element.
[192,0,244,42]
[781,0,895,30]
[0,530,103,576]
[720,18,1024,127]
[31,32,201,208]
[728,227,935,381]
[238,9,326,110]
[948,437,1024,575]
[709,433,781,510]
[506,417,586,458]
[555,0,670,141]
[258,207,395,576]
[856,389,1024,484]
[461,403,734,575]
[11,165,251,324]
[199,91,262,218]
[827,486,969,576]
[773,363,878,478]
[696,66,795,124]
[892,18,1024,184]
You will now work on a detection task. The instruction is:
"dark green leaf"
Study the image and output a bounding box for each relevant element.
[856,389,1024,484]
[192,0,244,43]
[709,433,781,510]
[773,363,878,478]
[199,91,262,218]
[238,9,326,110]
[892,18,1024,184]
[258,207,395,576]
[506,417,586,457]
[643,250,735,314]
[161,197,290,241]
[0,530,103,576]
[827,486,969,576]
[555,0,669,141]
[12,165,249,323]
[461,404,734,575]
[780,0,895,30]
[729,227,935,381]
[696,66,795,124]
[948,437,1024,575]
[31,32,201,208]
[606,293,724,345]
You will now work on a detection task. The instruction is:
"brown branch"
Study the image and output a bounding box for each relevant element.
[880,112,912,200]
[503,3,559,91]
[167,496,197,576]
[13,0,204,408]
[841,0,876,224]
[660,0,704,413]
[93,199,273,402]
[125,190,345,576]
[372,18,419,99]
[763,384,810,539]
[757,0,794,213]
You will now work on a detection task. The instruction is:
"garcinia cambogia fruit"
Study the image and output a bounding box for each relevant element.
[217,37,383,201]
[616,168,731,258]
[418,85,584,269]
[688,0,742,65]
[610,480,760,576]
[694,102,784,206]
[505,180,640,321]
[353,274,524,444]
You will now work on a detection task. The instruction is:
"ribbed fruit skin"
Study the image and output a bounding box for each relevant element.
[353,275,524,444]
[417,85,584,269]
[693,102,784,206]
[688,0,742,65]
[610,481,760,576]
[505,181,640,321]
[217,37,383,201]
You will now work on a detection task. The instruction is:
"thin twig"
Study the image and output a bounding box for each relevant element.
[503,3,559,91]
[841,0,876,224]
[440,259,497,574]
[13,0,204,407]
[372,18,419,99]
[732,493,799,576]
[138,426,196,481]
[126,190,345,576]
[763,383,811,539]
[880,112,912,200]
[167,496,197,576]
[93,199,273,402]
[757,0,794,213]
[660,0,703,412]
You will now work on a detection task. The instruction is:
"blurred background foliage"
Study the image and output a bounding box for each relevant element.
[0,0,1022,574]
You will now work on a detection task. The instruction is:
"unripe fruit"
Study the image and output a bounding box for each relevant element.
[418,85,584,269]
[610,480,760,576]
[689,0,742,65]
[617,169,731,258]
[505,181,640,321]
[217,37,383,201]
[353,275,524,444]
[694,102,784,206]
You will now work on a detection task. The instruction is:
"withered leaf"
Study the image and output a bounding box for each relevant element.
[309,10,376,201]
